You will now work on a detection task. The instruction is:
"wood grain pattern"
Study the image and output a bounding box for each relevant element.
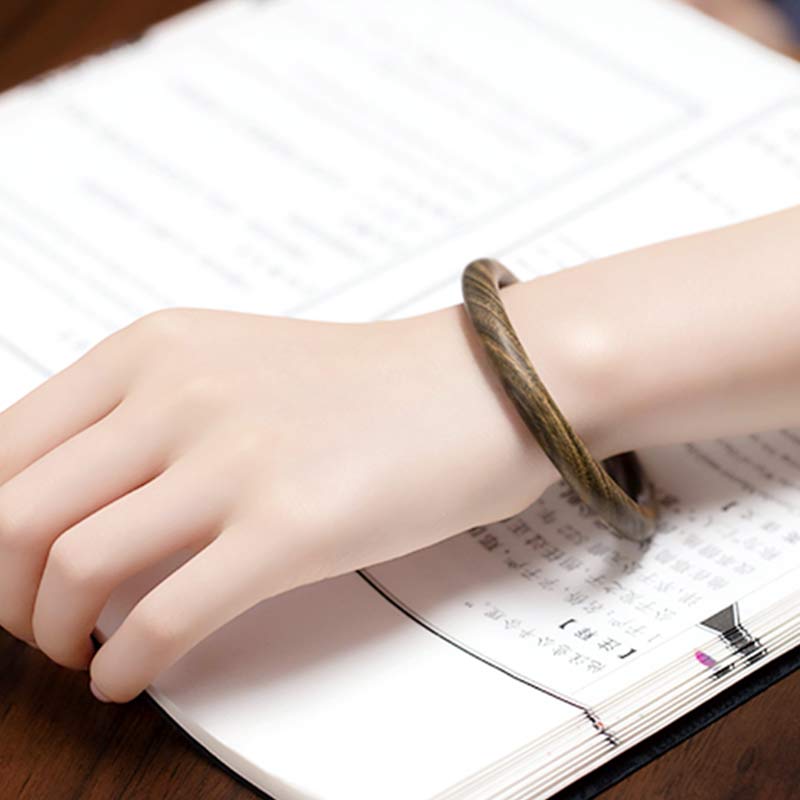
[0,3,798,799]
[462,258,658,543]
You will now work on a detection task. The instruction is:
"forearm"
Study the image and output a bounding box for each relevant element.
[495,205,800,472]
[2,205,797,702]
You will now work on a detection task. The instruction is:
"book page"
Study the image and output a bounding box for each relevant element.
[1,1,799,799]
[360,97,800,704]
[0,0,797,390]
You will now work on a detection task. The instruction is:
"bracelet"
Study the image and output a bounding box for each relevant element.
[461,258,658,543]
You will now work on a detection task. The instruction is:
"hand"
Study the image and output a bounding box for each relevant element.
[678,0,797,56]
[0,304,604,702]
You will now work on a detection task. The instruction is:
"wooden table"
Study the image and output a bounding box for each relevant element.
[1,2,798,798]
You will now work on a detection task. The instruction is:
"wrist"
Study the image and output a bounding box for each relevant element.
[406,270,634,526]
[501,271,639,461]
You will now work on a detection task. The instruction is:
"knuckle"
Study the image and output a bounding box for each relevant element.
[243,488,329,568]
[127,604,185,654]
[47,538,105,590]
[253,477,308,523]
[268,482,336,545]
[175,374,226,410]
[128,308,194,347]
[0,497,36,554]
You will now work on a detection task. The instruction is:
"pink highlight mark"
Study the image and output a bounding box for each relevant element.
[695,650,717,668]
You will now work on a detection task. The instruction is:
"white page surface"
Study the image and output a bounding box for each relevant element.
[1,1,800,798]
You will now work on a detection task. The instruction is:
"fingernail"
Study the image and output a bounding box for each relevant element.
[90,681,112,703]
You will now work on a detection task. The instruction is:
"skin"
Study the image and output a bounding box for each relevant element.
[0,205,798,703]
[682,0,799,57]
[680,0,799,57]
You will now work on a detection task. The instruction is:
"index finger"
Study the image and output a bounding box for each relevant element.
[0,338,128,486]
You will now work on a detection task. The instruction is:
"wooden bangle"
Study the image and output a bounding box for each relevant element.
[462,258,658,543]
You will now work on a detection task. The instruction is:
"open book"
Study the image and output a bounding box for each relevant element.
[2,1,800,797]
